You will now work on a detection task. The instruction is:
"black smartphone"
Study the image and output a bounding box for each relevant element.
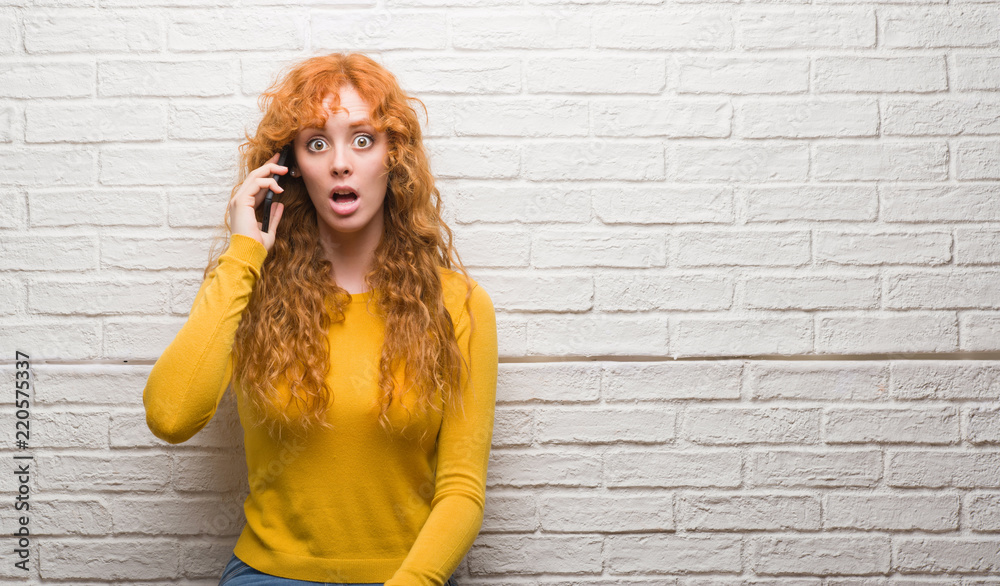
[261,143,295,233]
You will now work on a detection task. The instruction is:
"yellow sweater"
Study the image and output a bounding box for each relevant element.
[142,234,498,586]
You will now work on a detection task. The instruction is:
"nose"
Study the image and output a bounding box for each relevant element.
[329,144,351,177]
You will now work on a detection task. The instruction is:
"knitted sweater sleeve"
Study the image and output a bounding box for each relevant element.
[384,283,499,586]
[143,234,268,444]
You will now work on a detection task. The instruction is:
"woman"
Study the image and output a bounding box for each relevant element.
[142,53,498,586]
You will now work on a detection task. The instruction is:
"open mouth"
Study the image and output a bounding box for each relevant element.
[331,190,358,203]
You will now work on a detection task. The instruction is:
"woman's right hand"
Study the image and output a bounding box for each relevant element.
[229,151,288,252]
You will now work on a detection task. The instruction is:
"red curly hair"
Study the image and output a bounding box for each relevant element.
[203,53,474,439]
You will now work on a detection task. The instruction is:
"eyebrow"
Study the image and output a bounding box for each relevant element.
[349,119,374,128]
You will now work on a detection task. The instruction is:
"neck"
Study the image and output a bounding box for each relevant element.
[317,219,384,295]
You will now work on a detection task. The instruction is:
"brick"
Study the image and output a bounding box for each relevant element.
[677,56,808,94]
[0,147,95,186]
[493,407,533,447]
[28,277,169,315]
[426,140,519,180]
[967,406,1000,444]
[468,534,603,575]
[678,493,820,531]
[751,450,881,487]
[884,98,1000,137]
[676,230,811,267]
[593,99,730,139]
[605,449,741,488]
[454,98,587,137]
[892,361,1000,401]
[895,538,1000,573]
[747,184,877,222]
[25,12,162,53]
[817,313,958,354]
[817,230,951,265]
[607,534,742,573]
[0,15,16,54]
[453,11,590,49]
[956,229,1000,265]
[481,492,537,533]
[595,184,732,224]
[0,235,97,271]
[0,189,26,229]
[170,102,259,141]
[0,61,95,98]
[29,410,109,448]
[743,274,879,310]
[532,229,666,268]
[738,98,877,138]
[452,227,530,268]
[967,492,1000,531]
[451,183,590,224]
[527,56,665,93]
[0,320,101,361]
[40,539,178,580]
[536,406,675,444]
[31,498,111,536]
[740,9,874,49]
[596,10,731,50]
[523,140,665,181]
[26,101,166,143]
[752,535,890,575]
[527,315,669,356]
[0,276,23,315]
[815,56,946,92]
[595,272,732,311]
[37,454,170,492]
[100,146,235,186]
[168,190,234,228]
[172,452,246,493]
[380,55,520,94]
[103,317,188,361]
[956,140,1000,180]
[684,407,821,444]
[539,493,674,532]
[955,55,1000,91]
[29,189,165,226]
[31,364,152,406]
[673,142,809,182]
[886,271,1000,309]
[169,11,304,51]
[961,312,1000,352]
[497,363,601,403]
[0,105,13,142]
[112,496,243,535]
[887,451,1000,488]
[99,59,236,97]
[816,141,950,180]
[883,184,1000,223]
[311,11,446,51]
[603,361,742,402]
[181,539,236,579]
[824,493,959,531]
[101,236,211,270]
[824,406,959,444]
[474,271,592,313]
[882,6,1000,49]
[487,451,601,487]
[673,316,813,356]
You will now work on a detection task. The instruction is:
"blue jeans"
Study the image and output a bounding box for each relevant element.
[218,553,458,586]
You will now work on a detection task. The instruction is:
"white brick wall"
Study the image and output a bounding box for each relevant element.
[1,2,999,584]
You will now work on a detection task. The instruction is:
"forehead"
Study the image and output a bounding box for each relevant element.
[320,86,372,121]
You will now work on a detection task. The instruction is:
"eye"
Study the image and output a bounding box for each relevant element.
[354,134,375,149]
[306,137,329,152]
